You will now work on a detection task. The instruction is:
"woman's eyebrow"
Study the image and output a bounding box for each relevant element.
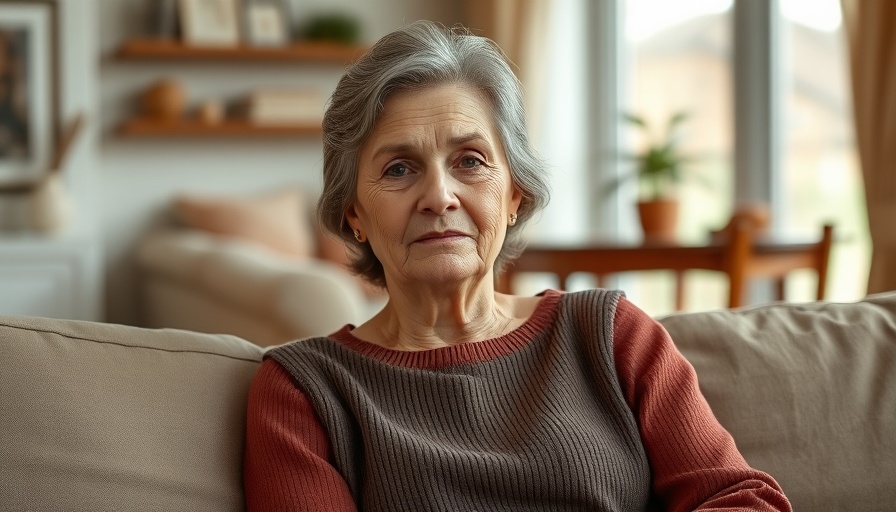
[371,132,490,160]
[449,132,489,146]
[372,143,415,161]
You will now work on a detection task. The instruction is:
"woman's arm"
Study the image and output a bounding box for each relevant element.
[612,297,792,512]
[244,359,357,511]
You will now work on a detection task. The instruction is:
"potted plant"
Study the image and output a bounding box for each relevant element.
[609,110,696,241]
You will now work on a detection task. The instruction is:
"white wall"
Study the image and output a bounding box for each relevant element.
[95,0,461,325]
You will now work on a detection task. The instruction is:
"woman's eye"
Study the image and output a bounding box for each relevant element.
[384,163,410,177]
[459,156,484,169]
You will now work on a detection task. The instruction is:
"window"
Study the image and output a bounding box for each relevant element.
[617,0,865,315]
[778,0,868,302]
[524,0,868,314]
[622,0,735,313]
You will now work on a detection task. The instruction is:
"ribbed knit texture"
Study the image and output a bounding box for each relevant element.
[266,289,648,511]
[245,289,792,512]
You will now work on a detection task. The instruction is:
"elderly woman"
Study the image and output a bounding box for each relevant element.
[244,21,791,511]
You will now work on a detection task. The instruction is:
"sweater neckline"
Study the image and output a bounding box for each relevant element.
[328,289,563,369]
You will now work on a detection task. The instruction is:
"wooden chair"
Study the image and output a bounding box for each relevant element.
[718,219,834,308]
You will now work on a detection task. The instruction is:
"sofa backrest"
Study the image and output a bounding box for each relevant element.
[0,315,264,511]
[660,292,896,512]
[4,294,894,511]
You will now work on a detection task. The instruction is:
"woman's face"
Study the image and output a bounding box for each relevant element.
[346,83,522,290]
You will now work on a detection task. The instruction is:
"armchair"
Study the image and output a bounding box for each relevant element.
[136,229,377,347]
[135,187,385,346]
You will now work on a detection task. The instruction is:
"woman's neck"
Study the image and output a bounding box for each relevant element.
[353,281,529,352]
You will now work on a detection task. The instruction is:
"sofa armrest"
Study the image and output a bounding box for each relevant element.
[136,230,371,342]
[0,315,263,510]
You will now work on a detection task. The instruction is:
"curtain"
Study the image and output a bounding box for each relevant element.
[462,0,552,141]
[841,0,896,294]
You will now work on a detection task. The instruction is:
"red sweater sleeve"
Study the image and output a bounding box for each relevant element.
[612,297,792,512]
[243,359,357,512]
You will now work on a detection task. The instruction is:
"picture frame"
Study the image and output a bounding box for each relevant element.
[0,0,59,186]
[244,0,289,47]
[178,0,241,47]
[153,0,179,39]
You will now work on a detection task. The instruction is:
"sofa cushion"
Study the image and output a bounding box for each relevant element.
[659,293,896,512]
[0,315,264,511]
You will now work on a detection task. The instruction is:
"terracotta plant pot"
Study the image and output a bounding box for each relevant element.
[637,199,679,242]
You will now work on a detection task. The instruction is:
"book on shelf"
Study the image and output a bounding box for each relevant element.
[242,88,324,125]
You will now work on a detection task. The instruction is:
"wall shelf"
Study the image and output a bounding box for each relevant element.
[117,118,323,138]
[115,38,367,63]
[112,38,357,139]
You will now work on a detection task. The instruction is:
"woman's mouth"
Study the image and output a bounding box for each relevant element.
[414,231,467,243]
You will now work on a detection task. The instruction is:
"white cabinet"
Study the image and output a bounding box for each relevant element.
[0,235,102,321]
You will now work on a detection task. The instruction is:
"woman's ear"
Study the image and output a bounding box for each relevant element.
[344,203,361,233]
[510,185,523,213]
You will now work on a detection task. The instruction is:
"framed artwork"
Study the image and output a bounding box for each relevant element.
[244,0,289,47]
[178,0,241,46]
[0,0,59,186]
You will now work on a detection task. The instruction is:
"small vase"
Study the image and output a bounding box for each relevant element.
[141,78,186,121]
[637,199,679,242]
[27,174,73,235]
[197,100,224,124]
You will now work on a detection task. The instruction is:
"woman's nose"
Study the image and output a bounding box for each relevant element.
[417,168,460,214]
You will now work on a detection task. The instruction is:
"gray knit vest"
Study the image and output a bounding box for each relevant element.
[268,289,651,511]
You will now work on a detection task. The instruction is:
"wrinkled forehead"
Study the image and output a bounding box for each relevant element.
[361,83,504,155]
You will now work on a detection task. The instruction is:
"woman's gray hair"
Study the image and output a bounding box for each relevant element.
[317,20,550,288]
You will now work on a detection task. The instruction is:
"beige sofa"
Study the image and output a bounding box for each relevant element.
[2,293,895,511]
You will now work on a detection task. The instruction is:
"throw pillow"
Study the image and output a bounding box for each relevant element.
[173,188,314,259]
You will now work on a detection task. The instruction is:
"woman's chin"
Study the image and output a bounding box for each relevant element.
[394,255,489,288]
